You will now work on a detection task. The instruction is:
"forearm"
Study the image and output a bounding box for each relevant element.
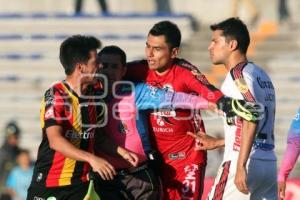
[237,121,257,168]
[215,138,225,148]
[171,92,210,110]
[134,83,211,110]
[278,140,300,182]
[49,134,94,164]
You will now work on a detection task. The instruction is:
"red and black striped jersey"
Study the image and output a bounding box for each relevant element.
[31,81,106,188]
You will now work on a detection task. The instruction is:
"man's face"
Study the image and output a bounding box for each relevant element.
[208,30,231,65]
[145,34,178,72]
[81,50,99,84]
[98,53,125,91]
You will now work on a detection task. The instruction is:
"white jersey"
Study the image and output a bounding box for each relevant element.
[221,62,276,161]
[208,62,278,200]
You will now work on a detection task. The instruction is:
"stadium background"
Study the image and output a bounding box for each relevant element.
[0,0,299,199]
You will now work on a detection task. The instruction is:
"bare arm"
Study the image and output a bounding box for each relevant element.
[187,131,224,150]
[46,125,116,180]
[234,120,257,194]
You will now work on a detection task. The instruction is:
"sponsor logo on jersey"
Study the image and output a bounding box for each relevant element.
[168,152,186,160]
[148,85,158,97]
[257,77,274,89]
[65,130,95,140]
[153,115,174,127]
[152,127,174,133]
[162,83,174,92]
[233,118,243,151]
[234,78,249,94]
[152,110,176,117]
[44,107,54,120]
[156,117,165,126]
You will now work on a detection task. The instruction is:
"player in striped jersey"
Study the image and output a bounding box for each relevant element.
[27,35,138,200]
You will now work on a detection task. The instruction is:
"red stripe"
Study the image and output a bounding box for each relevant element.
[46,152,66,187]
[81,100,97,182]
[45,83,69,187]
[212,161,231,200]
[230,62,256,102]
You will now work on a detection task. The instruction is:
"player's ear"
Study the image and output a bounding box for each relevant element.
[229,39,238,52]
[75,63,84,74]
[170,47,179,59]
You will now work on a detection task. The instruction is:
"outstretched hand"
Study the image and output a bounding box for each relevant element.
[187,131,222,150]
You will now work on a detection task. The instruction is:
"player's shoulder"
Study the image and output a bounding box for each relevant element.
[173,58,204,77]
[173,58,199,71]
[231,62,269,81]
[243,62,268,77]
[43,81,67,100]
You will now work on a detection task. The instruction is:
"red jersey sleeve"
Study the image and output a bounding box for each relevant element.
[175,58,224,103]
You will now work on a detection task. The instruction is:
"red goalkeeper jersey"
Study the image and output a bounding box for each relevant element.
[126,58,223,165]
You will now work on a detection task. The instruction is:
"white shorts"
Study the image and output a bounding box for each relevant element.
[207,158,278,200]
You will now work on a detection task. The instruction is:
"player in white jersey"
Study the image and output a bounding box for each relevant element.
[188,18,277,200]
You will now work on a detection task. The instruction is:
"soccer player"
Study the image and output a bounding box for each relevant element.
[278,107,300,200]
[94,45,219,199]
[189,17,277,199]
[27,35,138,200]
[124,20,258,200]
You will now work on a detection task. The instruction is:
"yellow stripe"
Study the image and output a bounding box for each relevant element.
[59,84,83,186]
[40,97,46,129]
[58,157,77,186]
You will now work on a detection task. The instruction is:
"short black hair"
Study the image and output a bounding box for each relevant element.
[210,17,250,54]
[59,35,101,75]
[98,45,127,67]
[149,20,181,49]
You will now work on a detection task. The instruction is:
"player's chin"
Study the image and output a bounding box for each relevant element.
[148,64,158,70]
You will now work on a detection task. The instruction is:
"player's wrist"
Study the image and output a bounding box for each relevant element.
[215,138,225,148]
[86,152,95,165]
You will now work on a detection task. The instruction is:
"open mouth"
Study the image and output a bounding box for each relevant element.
[147,60,156,65]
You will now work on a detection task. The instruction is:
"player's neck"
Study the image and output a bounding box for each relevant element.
[225,54,247,71]
[65,76,88,96]
[154,60,173,76]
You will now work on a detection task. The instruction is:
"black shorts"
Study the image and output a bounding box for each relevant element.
[27,182,89,200]
[94,164,163,200]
